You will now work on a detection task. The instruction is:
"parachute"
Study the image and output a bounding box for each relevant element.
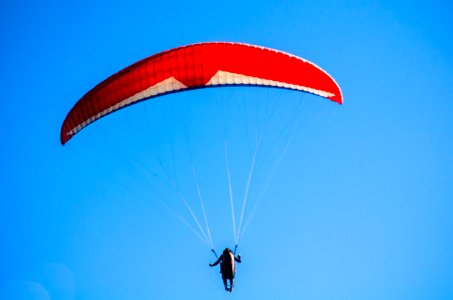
[60,42,342,145]
[61,42,343,251]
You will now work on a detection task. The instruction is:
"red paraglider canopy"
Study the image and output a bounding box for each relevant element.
[61,42,342,145]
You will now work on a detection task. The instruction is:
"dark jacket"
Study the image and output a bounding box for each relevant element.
[211,251,241,279]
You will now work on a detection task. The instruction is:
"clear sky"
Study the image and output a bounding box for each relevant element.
[1,0,452,299]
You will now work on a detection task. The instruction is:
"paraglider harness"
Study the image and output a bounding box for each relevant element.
[211,245,239,279]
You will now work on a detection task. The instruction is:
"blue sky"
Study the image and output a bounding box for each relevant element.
[1,0,452,299]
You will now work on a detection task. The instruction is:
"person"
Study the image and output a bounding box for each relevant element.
[209,248,242,292]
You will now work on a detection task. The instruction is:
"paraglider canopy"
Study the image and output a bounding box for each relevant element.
[60,42,342,145]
